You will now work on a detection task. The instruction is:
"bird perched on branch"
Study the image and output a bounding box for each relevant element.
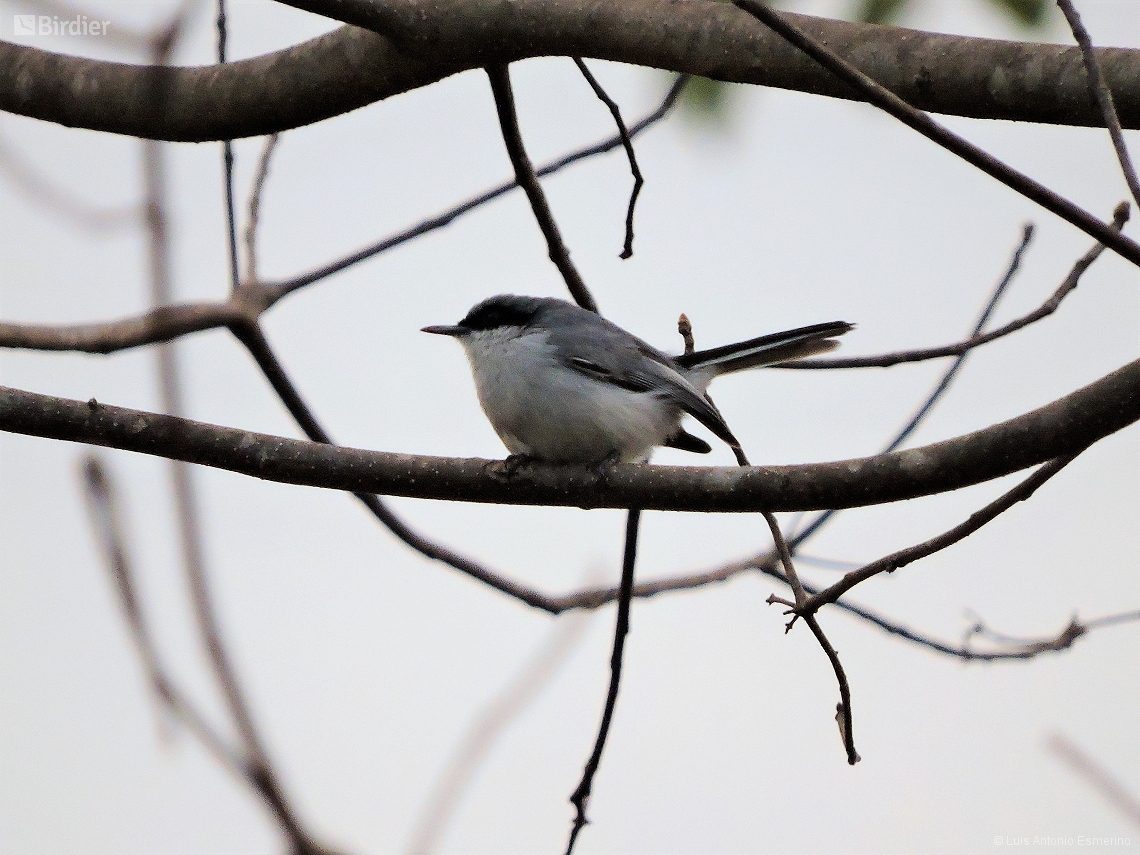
[424,294,851,466]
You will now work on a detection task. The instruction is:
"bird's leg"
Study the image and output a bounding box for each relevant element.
[502,452,536,476]
[485,452,537,481]
[595,449,622,472]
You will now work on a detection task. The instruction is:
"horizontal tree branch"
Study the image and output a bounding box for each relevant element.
[3,0,1140,141]
[1,358,1136,512]
[0,302,242,353]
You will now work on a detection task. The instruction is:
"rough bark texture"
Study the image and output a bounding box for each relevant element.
[1,358,1136,512]
[2,1,1138,141]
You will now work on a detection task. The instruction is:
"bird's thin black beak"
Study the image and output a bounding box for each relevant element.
[421,324,467,337]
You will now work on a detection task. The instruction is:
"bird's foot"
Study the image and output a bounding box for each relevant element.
[586,450,622,487]
[488,453,537,481]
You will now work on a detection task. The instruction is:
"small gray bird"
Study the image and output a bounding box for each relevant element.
[423,295,851,465]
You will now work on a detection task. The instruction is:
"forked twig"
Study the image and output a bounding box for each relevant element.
[882,222,1032,453]
[801,454,1080,614]
[788,219,1038,548]
[269,75,686,299]
[0,79,692,353]
[764,512,859,764]
[144,17,329,850]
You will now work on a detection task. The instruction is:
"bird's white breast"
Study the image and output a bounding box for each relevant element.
[459,327,679,463]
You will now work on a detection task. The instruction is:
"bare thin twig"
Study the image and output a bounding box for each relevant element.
[883,223,1032,453]
[144,17,329,852]
[961,610,1088,655]
[245,134,280,283]
[1057,0,1140,208]
[804,613,859,764]
[1085,609,1140,630]
[0,79,691,354]
[763,512,859,763]
[764,511,805,609]
[217,0,240,292]
[802,454,1079,613]
[406,607,596,855]
[0,129,139,231]
[486,63,599,313]
[270,76,686,298]
[677,313,695,355]
[79,454,243,773]
[572,58,643,259]
[788,220,1038,549]
[565,508,642,855]
[732,0,1140,268]
[1047,733,1140,829]
[145,5,262,769]
[784,204,1129,370]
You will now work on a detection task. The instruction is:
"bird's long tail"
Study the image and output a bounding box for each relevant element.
[676,320,853,379]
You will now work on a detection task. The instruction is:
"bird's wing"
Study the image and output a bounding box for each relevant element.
[542,304,747,454]
[562,353,744,453]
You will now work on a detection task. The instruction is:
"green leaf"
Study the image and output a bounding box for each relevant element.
[984,0,1049,27]
[857,0,910,25]
[681,76,732,117]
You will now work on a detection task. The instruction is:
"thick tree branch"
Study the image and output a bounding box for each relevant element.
[1,358,1135,512]
[3,2,1140,141]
